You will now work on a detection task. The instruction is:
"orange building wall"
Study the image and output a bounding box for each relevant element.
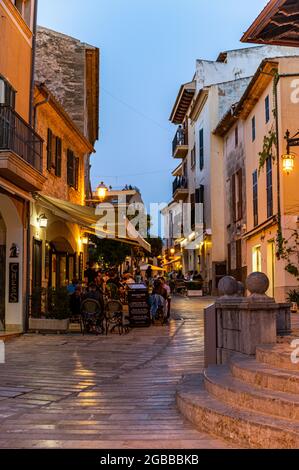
[34,92,87,206]
[0,0,33,121]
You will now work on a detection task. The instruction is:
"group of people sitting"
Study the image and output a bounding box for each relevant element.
[148,277,171,323]
[67,262,173,326]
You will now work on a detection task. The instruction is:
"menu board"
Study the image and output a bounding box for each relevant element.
[127,284,151,327]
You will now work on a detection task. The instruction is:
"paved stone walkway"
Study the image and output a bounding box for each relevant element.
[0,297,230,449]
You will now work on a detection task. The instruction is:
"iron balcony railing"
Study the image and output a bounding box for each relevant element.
[173,176,188,195]
[172,127,188,156]
[0,105,43,173]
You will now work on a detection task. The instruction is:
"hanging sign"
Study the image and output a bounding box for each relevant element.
[9,263,19,303]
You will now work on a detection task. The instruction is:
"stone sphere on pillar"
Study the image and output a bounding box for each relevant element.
[218,276,238,297]
[246,272,269,295]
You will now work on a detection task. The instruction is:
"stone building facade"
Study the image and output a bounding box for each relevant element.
[35,26,99,197]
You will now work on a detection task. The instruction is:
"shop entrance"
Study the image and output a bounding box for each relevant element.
[0,214,6,331]
[49,237,76,289]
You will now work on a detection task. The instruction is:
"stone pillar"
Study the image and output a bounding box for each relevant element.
[216,273,279,363]
[204,273,284,366]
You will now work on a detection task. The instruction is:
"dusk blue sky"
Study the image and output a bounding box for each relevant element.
[38,0,268,206]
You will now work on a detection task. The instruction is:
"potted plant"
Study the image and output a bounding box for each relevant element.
[29,287,70,333]
[185,281,203,297]
[287,289,299,313]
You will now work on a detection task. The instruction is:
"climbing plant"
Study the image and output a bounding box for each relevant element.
[258,127,277,174]
[276,229,299,281]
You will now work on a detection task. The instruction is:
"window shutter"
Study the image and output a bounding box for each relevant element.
[55,137,62,177]
[199,129,204,170]
[67,149,74,187]
[47,129,53,171]
[74,157,79,191]
[237,169,243,221]
[231,173,236,222]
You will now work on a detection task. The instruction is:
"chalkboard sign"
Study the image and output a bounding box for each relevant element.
[127,284,151,327]
[9,263,19,303]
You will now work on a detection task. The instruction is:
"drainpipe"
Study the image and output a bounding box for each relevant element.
[33,91,50,129]
[29,0,38,126]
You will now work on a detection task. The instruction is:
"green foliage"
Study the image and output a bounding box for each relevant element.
[30,287,70,320]
[277,229,299,281]
[287,289,299,306]
[90,236,131,268]
[147,236,163,258]
[258,129,277,174]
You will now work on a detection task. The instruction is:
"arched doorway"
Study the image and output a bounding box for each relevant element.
[0,194,24,332]
[46,219,78,289]
[0,213,6,330]
[50,236,76,289]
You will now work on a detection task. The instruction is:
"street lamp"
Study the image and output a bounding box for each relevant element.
[282,153,295,174]
[37,213,48,228]
[97,181,108,201]
[283,130,298,174]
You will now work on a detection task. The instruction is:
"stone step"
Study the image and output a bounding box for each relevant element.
[204,365,299,421]
[256,344,299,371]
[230,355,299,395]
[176,374,299,449]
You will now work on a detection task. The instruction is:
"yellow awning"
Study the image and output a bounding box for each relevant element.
[36,194,151,252]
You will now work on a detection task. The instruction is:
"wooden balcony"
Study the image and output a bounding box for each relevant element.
[173,176,188,202]
[172,128,189,159]
[0,105,45,191]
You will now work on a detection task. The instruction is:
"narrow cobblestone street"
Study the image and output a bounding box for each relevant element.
[0,297,230,449]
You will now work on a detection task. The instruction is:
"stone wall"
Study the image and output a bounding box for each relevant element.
[35,27,87,135]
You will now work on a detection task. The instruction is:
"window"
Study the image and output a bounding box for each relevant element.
[253,170,258,227]
[190,193,195,230]
[13,1,32,27]
[196,185,204,226]
[265,95,270,123]
[67,149,79,189]
[55,137,62,177]
[47,130,62,175]
[252,116,256,142]
[266,157,273,218]
[47,128,53,171]
[199,128,204,170]
[235,125,239,148]
[252,245,262,273]
[0,77,16,108]
[231,169,242,222]
[191,145,196,168]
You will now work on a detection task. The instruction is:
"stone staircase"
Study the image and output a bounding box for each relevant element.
[176,342,299,448]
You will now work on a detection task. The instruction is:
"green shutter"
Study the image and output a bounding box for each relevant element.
[47,129,52,171]
[55,137,62,177]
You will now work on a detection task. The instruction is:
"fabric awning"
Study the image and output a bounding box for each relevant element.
[163,256,182,267]
[140,264,165,272]
[36,194,151,252]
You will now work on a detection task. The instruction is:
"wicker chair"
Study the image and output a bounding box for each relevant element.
[105,300,128,335]
[81,298,105,335]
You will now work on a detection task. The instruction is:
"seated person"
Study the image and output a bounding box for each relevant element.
[149,279,167,321]
[83,283,105,312]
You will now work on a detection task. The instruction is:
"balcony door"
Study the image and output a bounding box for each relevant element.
[0,213,6,331]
